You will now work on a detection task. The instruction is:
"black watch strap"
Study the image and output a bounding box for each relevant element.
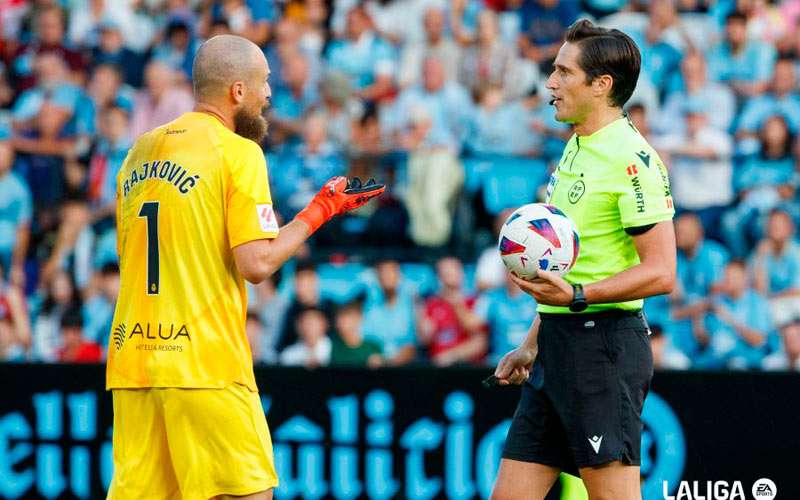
[569,283,588,312]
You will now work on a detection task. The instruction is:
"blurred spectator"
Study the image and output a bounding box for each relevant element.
[248,271,287,365]
[669,213,729,363]
[330,300,383,367]
[658,51,735,135]
[12,52,83,127]
[736,115,796,194]
[517,0,579,70]
[467,84,526,156]
[654,98,733,234]
[325,5,396,101]
[649,324,691,370]
[32,269,82,362]
[475,272,535,364]
[67,0,135,49]
[86,105,132,226]
[151,17,198,81]
[269,50,319,146]
[398,6,461,89]
[362,259,418,366]
[736,58,800,150]
[9,6,86,92]
[419,257,486,366]
[278,260,334,351]
[705,260,774,369]
[317,70,362,152]
[86,64,135,128]
[246,312,265,363]
[202,0,274,46]
[89,20,145,88]
[280,306,332,367]
[273,113,347,217]
[0,139,31,287]
[393,58,469,247]
[628,0,684,95]
[12,101,77,209]
[752,210,800,328]
[707,11,776,97]
[130,61,193,139]
[763,321,800,370]
[475,209,513,292]
[459,10,517,97]
[57,306,102,363]
[0,264,32,360]
[81,262,118,348]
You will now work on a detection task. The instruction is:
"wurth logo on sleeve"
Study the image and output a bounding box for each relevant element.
[256,204,279,233]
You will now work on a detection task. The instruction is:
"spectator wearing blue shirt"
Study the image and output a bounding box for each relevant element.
[0,140,32,286]
[627,0,684,95]
[707,11,776,97]
[704,260,775,369]
[474,272,536,364]
[81,262,119,349]
[268,50,319,147]
[86,105,132,230]
[736,115,796,194]
[271,113,347,218]
[669,213,729,364]
[752,210,800,328]
[736,58,800,149]
[208,0,275,46]
[763,321,800,371]
[151,17,199,82]
[325,5,396,101]
[467,84,527,156]
[362,259,418,366]
[89,20,145,88]
[658,50,735,136]
[517,0,580,70]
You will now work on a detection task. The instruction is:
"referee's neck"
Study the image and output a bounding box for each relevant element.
[574,106,624,137]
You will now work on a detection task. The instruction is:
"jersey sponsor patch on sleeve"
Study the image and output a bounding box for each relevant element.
[256,203,279,233]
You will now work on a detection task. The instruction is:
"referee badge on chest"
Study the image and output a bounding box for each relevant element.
[568,180,586,204]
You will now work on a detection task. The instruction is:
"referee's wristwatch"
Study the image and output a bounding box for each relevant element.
[569,283,588,313]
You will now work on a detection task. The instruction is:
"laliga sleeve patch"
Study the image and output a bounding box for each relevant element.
[256,203,279,233]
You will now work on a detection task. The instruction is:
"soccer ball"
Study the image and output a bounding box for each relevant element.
[498,203,580,279]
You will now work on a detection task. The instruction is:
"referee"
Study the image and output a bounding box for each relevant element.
[491,20,676,500]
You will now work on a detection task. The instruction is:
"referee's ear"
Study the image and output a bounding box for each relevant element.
[591,74,614,99]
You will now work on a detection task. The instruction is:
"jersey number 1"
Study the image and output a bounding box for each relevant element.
[138,202,160,295]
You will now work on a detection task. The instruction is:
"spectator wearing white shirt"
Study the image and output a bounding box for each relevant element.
[280,306,332,368]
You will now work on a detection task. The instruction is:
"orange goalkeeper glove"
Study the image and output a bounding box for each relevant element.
[295,176,386,234]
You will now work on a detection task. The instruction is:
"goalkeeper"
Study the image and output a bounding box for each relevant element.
[106,34,383,500]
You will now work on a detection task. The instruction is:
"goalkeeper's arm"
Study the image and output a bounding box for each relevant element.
[233,177,384,283]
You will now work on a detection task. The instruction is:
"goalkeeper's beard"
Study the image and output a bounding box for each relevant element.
[234,106,269,143]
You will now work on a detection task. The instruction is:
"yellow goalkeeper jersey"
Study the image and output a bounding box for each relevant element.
[107,112,279,391]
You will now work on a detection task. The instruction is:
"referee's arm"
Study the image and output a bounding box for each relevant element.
[511,221,676,306]
[583,220,676,303]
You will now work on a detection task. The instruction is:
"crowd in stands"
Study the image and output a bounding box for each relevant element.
[2,0,800,370]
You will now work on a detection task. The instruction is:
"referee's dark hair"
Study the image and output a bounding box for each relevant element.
[564,19,641,108]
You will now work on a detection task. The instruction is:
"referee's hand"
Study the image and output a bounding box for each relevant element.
[494,347,536,385]
[509,271,572,306]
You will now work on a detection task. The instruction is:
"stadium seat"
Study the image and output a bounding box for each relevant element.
[482,156,547,215]
[317,263,369,304]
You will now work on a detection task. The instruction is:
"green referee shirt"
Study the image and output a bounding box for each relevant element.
[539,115,675,314]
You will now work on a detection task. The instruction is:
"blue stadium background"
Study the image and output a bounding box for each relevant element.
[1,0,799,497]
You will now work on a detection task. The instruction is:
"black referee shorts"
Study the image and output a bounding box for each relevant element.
[502,309,654,475]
